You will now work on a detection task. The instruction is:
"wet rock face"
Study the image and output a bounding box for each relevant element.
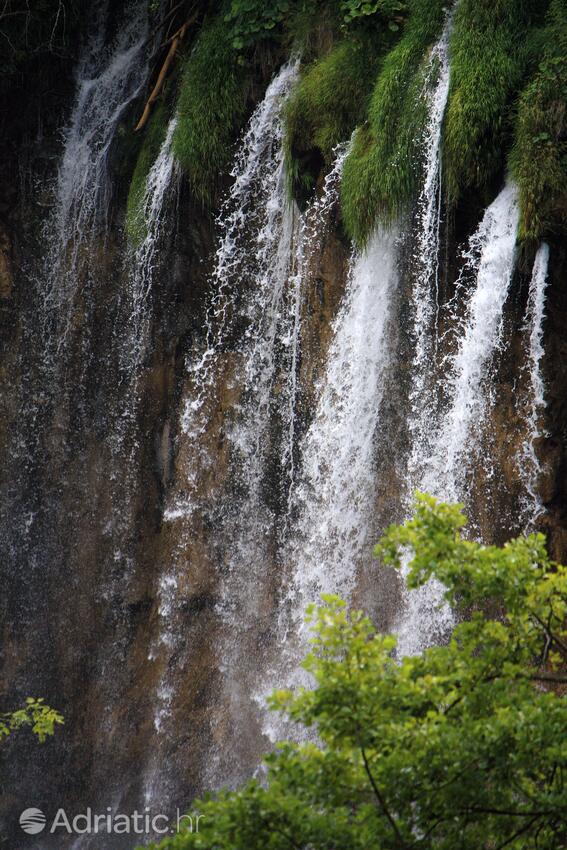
[0,227,13,299]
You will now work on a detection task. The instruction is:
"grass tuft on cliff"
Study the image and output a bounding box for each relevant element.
[510,0,567,243]
[172,14,250,205]
[443,0,547,203]
[340,0,448,246]
[125,102,169,244]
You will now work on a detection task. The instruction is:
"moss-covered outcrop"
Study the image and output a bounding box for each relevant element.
[123,0,567,248]
[443,0,545,203]
[283,36,384,203]
[172,13,251,205]
[125,102,170,243]
[340,0,448,245]
[510,0,567,242]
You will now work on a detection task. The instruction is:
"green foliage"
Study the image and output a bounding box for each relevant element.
[225,0,295,49]
[283,36,382,198]
[340,0,406,27]
[340,0,448,245]
[510,0,567,242]
[173,14,250,204]
[0,698,64,744]
[443,0,544,202]
[125,102,169,244]
[145,494,567,850]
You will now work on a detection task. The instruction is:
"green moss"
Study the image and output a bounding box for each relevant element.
[173,13,250,205]
[125,101,169,244]
[510,0,567,242]
[340,0,448,245]
[444,0,545,202]
[283,36,383,200]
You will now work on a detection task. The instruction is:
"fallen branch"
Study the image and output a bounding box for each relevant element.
[134,10,198,132]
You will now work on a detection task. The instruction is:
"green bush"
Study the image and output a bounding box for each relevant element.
[173,14,250,204]
[510,0,567,242]
[144,495,567,850]
[443,0,546,202]
[125,102,169,244]
[340,0,447,245]
[1,698,64,744]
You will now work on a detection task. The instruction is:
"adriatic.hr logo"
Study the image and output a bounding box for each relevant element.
[19,809,47,834]
[18,806,204,836]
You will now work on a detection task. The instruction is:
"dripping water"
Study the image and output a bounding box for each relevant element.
[43,0,149,344]
[289,228,399,606]
[518,242,550,529]
[122,116,180,371]
[406,19,452,491]
[396,182,520,656]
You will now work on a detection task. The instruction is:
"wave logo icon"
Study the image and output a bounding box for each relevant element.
[19,808,47,834]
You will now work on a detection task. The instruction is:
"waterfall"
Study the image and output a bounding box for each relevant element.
[424,182,520,501]
[289,228,399,606]
[396,182,520,656]
[518,242,550,528]
[153,63,355,790]
[406,19,452,489]
[154,60,303,792]
[43,0,148,339]
[122,116,179,370]
[172,59,300,519]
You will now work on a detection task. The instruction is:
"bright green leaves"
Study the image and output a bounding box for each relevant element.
[225,0,292,50]
[146,496,567,850]
[379,492,567,669]
[0,697,64,744]
[340,0,407,27]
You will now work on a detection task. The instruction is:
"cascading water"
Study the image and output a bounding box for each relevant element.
[423,182,520,502]
[170,59,300,520]
[288,228,399,606]
[406,19,452,491]
[396,182,520,655]
[518,242,550,528]
[153,60,303,792]
[43,0,148,340]
[122,116,179,371]
[156,63,356,789]
[4,2,562,841]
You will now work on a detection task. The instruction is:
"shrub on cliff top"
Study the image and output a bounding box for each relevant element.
[340,0,448,245]
[510,0,567,243]
[173,13,250,204]
[144,495,567,850]
[443,0,547,202]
